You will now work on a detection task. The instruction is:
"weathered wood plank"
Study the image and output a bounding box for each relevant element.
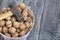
[39,0,60,40]
[24,0,44,40]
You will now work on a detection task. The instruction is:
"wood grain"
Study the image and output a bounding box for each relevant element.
[39,0,60,40]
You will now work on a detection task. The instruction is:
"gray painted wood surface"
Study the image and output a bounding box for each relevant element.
[0,0,60,40]
[39,0,60,40]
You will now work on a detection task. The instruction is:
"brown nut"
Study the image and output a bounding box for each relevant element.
[6,21,12,28]
[6,24,12,28]
[27,17,32,22]
[19,30,26,36]
[13,21,20,28]
[23,8,28,12]
[11,17,16,22]
[17,7,22,12]
[24,17,27,21]
[0,20,5,26]
[19,22,23,26]
[0,27,2,32]
[4,33,11,37]
[19,3,26,9]
[25,29,29,33]
[19,24,26,30]
[29,27,31,31]
[22,10,28,17]
[3,26,8,33]
[16,29,20,33]
[5,16,11,20]
[29,22,33,27]
[12,32,18,37]
[25,22,30,28]
[9,27,16,34]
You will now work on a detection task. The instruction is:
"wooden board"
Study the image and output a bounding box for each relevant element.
[39,0,60,40]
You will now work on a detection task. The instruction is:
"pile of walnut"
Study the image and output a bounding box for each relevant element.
[0,3,33,37]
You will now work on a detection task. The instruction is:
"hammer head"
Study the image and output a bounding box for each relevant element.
[8,1,24,22]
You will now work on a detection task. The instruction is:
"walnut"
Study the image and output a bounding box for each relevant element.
[29,27,31,31]
[25,29,29,33]
[4,33,11,37]
[27,17,32,22]
[16,29,20,33]
[22,10,28,17]
[26,27,31,33]
[17,7,22,12]
[24,17,27,21]
[3,26,8,33]
[23,8,28,12]
[9,27,16,34]
[0,20,5,26]
[12,32,18,37]
[19,30,26,36]
[19,3,26,9]
[19,22,23,26]
[19,24,26,30]
[13,21,20,28]
[0,27,2,32]
[29,22,33,27]
[6,21,12,28]
[25,22,30,28]
[11,17,16,22]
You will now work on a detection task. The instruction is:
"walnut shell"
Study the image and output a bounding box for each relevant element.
[29,22,33,27]
[22,9,28,17]
[19,3,26,9]
[12,32,18,37]
[11,17,16,22]
[16,29,20,33]
[19,24,26,30]
[25,22,30,28]
[27,17,32,22]
[17,7,22,12]
[9,27,16,34]
[25,29,29,33]
[23,8,28,12]
[19,30,26,36]
[13,21,20,28]
[0,20,5,26]
[19,22,23,26]
[6,21,12,28]
[3,26,8,33]
[24,17,27,21]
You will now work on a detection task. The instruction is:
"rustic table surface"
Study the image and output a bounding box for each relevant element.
[0,0,60,40]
